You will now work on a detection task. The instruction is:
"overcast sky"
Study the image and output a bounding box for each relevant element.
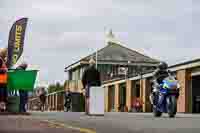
[0,0,196,86]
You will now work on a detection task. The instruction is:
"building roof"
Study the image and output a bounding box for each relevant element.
[84,42,159,63]
[168,58,200,71]
[169,58,200,68]
[65,31,160,71]
[65,42,160,71]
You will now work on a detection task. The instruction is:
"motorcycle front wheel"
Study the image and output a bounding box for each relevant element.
[153,106,162,117]
[167,96,177,118]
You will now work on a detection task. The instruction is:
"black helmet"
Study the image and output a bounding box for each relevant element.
[157,61,168,70]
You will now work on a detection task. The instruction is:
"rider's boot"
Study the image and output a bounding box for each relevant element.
[149,94,154,104]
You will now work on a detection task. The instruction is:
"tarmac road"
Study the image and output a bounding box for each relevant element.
[0,115,80,133]
[30,112,200,133]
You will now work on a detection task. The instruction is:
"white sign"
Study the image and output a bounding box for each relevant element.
[89,86,104,115]
[118,67,128,75]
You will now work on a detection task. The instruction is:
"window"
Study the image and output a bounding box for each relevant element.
[68,71,72,80]
[114,65,118,76]
[72,71,75,80]
[80,68,83,79]
[78,69,80,80]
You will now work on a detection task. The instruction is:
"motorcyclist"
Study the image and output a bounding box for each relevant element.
[64,89,71,112]
[149,61,169,106]
[36,87,47,111]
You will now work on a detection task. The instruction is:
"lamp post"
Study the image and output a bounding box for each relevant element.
[96,49,98,69]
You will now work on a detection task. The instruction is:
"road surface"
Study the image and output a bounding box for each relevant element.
[0,114,80,133]
[29,112,200,133]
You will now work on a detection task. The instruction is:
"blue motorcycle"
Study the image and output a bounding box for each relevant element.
[153,75,180,118]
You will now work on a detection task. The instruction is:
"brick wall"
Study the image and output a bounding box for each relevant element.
[176,69,191,113]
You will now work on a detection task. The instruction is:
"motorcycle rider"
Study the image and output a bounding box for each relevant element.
[149,61,169,106]
[36,87,47,111]
[64,89,71,112]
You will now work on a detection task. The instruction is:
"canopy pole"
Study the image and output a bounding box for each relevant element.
[96,49,98,69]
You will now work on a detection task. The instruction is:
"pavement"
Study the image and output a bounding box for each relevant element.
[1,112,200,133]
[0,112,31,115]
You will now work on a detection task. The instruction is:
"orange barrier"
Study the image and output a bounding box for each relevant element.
[0,74,7,84]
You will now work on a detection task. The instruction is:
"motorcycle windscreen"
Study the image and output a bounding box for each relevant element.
[163,79,178,90]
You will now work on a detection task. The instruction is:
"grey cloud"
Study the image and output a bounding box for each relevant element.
[0,0,196,84]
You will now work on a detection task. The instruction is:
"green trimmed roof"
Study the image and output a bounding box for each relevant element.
[65,42,160,70]
[83,42,159,63]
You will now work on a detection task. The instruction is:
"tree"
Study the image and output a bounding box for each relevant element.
[48,82,64,93]
[48,84,56,93]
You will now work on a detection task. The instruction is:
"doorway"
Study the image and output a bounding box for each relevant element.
[108,85,115,112]
[119,83,126,112]
[192,75,200,113]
